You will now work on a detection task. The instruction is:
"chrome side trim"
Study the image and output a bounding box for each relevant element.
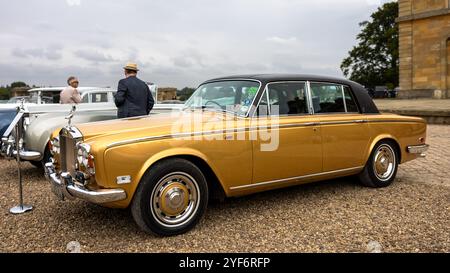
[280,122,319,128]
[105,119,419,149]
[367,119,426,124]
[320,120,368,126]
[106,122,320,149]
[229,166,364,190]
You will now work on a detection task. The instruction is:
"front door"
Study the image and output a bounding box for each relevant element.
[252,82,322,184]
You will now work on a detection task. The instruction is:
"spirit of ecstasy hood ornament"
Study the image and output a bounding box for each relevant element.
[65,105,77,126]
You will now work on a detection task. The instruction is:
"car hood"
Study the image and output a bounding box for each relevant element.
[76,110,241,146]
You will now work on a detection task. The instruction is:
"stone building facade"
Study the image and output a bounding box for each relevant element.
[398,0,450,98]
[156,87,177,101]
[10,86,30,97]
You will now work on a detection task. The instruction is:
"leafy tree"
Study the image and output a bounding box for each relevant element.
[0,86,10,100]
[0,82,30,100]
[10,81,28,88]
[177,87,196,101]
[341,1,398,88]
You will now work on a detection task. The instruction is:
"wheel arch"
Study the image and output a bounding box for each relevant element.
[365,134,402,164]
[133,149,228,201]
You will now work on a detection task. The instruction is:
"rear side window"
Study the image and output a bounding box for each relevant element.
[310,83,345,113]
[91,92,108,103]
[310,83,359,114]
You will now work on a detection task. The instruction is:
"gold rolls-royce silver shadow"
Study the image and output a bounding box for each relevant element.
[45,74,429,236]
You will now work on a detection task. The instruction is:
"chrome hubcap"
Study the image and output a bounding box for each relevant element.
[373,144,396,181]
[151,172,199,227]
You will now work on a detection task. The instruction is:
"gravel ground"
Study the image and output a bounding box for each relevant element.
[0,125,449,253]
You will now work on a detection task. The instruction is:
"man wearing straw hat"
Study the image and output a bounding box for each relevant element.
[114,62,154,118]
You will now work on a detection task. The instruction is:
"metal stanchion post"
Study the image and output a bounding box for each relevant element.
[9,110,33,214]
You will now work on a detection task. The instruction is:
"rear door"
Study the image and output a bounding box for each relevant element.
[309,82,370,171]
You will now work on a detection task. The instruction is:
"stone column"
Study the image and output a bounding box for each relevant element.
[398,0,413,98]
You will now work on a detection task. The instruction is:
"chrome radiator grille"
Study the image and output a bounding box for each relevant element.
[59,130,77,176]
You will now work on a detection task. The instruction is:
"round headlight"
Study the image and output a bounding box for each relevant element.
[50,136,60,155]
[76,143,95,174]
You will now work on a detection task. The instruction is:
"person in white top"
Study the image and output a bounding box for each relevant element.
[60,76,82,104]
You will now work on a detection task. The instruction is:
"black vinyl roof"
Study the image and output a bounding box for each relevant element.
[203,74,358,86]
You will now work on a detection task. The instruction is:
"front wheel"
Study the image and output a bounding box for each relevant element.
[131,158,208,236]
[358,140,399,188]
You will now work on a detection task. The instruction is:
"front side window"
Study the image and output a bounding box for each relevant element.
[257,82,308,116]
[310,83,346,113]
[269,82,308,115]
[81,94,89,103]
[185,80,260,116]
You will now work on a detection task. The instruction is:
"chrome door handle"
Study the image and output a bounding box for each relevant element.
[354,119,368,123]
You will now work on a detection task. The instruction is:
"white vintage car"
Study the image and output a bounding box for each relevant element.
[1,86,183,167]
[0,87,117,108]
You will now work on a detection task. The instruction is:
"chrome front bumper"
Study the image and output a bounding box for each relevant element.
[44,161,127,204]
[1,137,41,160]
[407,144,429,157]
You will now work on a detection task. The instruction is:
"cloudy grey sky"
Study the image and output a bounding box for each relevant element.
[0,0,392,89]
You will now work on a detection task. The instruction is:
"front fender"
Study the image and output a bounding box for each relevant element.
[102,145,225,208]
[134,148,223,193]
[24,113,67,160]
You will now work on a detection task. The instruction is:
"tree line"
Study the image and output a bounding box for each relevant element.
[0,81,31,100]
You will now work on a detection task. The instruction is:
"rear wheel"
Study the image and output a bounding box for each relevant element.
[358,140,399,188]
[131,158,208,236]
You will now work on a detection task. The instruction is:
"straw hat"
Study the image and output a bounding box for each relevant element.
[123,62,139,71]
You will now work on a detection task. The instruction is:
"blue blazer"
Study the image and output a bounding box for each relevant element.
[114,76,154,118]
